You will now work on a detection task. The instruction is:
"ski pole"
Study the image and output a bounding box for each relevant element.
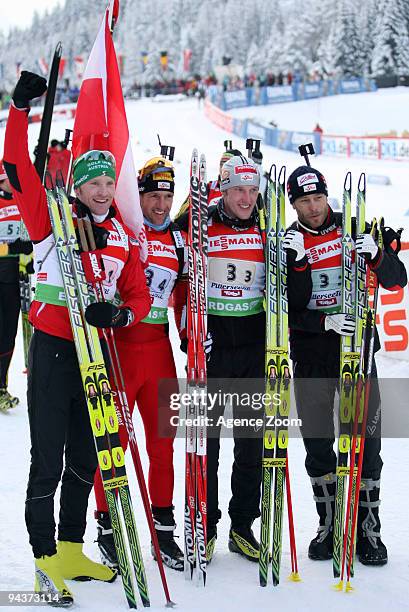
[77,215,175,607]
[285,457,300,581]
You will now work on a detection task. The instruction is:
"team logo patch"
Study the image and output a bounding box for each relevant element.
[154,172,173,181]
[297,172,319,186]
[157,181,171,189]
[317,297,336,307]
[235,165,257,175]
[222,289,242,297]
[221,170,230,180]
[37,272,47,281]
[303,183,317,192]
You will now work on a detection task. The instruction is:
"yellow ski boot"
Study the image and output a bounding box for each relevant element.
[34,554,73,607]
[57,541,117,582]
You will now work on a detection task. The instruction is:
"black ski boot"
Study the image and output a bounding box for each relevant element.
[206,525,217,564]
[356,478,388,566]
[308,473,335,560]
[152,506,184,572]
[228,522,260,562]
[95,511,118,571]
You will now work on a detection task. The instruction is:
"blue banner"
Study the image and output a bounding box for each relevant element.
[210,77,376,112]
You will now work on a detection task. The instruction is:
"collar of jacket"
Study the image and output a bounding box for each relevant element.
[216,198,258,231]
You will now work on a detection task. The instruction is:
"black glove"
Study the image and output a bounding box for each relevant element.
[75,224,109,251]
[180,337,188,354]
[85,302,134,329]
[12,71,47,109]
[8,238,33,255]
[26,259,35,275]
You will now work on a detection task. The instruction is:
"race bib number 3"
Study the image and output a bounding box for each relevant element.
[209,258,256,287]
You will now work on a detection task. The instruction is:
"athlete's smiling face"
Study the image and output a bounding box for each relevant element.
[223,185,259,220]
[292,193,329,229]
[75,175,116,217]
[140,191,173,226]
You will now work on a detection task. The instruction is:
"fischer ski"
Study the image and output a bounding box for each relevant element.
[71,182,174,607]
[46,183,149,609]
[333,172,354,579]
[260,166,296,587]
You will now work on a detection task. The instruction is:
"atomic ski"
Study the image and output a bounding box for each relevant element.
[185,150,208,586]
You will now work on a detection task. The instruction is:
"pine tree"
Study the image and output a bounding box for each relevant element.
[332,0,364,78]
[371,0,409,76]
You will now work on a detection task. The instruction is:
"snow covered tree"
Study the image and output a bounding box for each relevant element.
[330,0,365,77]
[371,0,409,76]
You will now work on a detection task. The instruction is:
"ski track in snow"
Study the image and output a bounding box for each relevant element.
[0,92,408,611]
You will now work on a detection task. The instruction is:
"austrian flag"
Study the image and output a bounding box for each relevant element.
[72,0,147,261]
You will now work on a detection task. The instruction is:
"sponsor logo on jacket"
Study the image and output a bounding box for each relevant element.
[210,234,262,251]
[307,238,342,263]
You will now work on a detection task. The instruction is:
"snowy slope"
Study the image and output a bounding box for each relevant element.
[0,91,408,611]
[229,87,409,138]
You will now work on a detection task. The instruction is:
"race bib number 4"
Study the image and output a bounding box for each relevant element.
[145,264,173,298]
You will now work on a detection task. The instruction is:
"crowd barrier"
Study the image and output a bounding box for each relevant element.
[205,78,409,162]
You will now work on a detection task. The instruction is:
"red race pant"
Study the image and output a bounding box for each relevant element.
[94,336,177,511]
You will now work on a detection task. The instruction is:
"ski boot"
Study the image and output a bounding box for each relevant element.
[356,478,388,566]
[308,473,335,560]
[57,541,117,582]
[34,553,73,608]
[0,388,19,412]
[228,522,260,562]
[206,525,217,564]
[95,511,118,570]
[151,506,184,571]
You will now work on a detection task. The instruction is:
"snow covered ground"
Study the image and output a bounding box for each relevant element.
[229,87,409,138]
[0,90,408,611]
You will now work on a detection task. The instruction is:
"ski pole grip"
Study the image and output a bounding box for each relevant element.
[80,250,106,285]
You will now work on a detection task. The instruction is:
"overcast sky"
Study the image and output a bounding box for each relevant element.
[1,0,62,34]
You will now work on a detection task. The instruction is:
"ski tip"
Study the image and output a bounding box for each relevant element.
[344,172,352,190]
[358,172,366,191]
[278,165,286,183]
[288,572,301,582]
